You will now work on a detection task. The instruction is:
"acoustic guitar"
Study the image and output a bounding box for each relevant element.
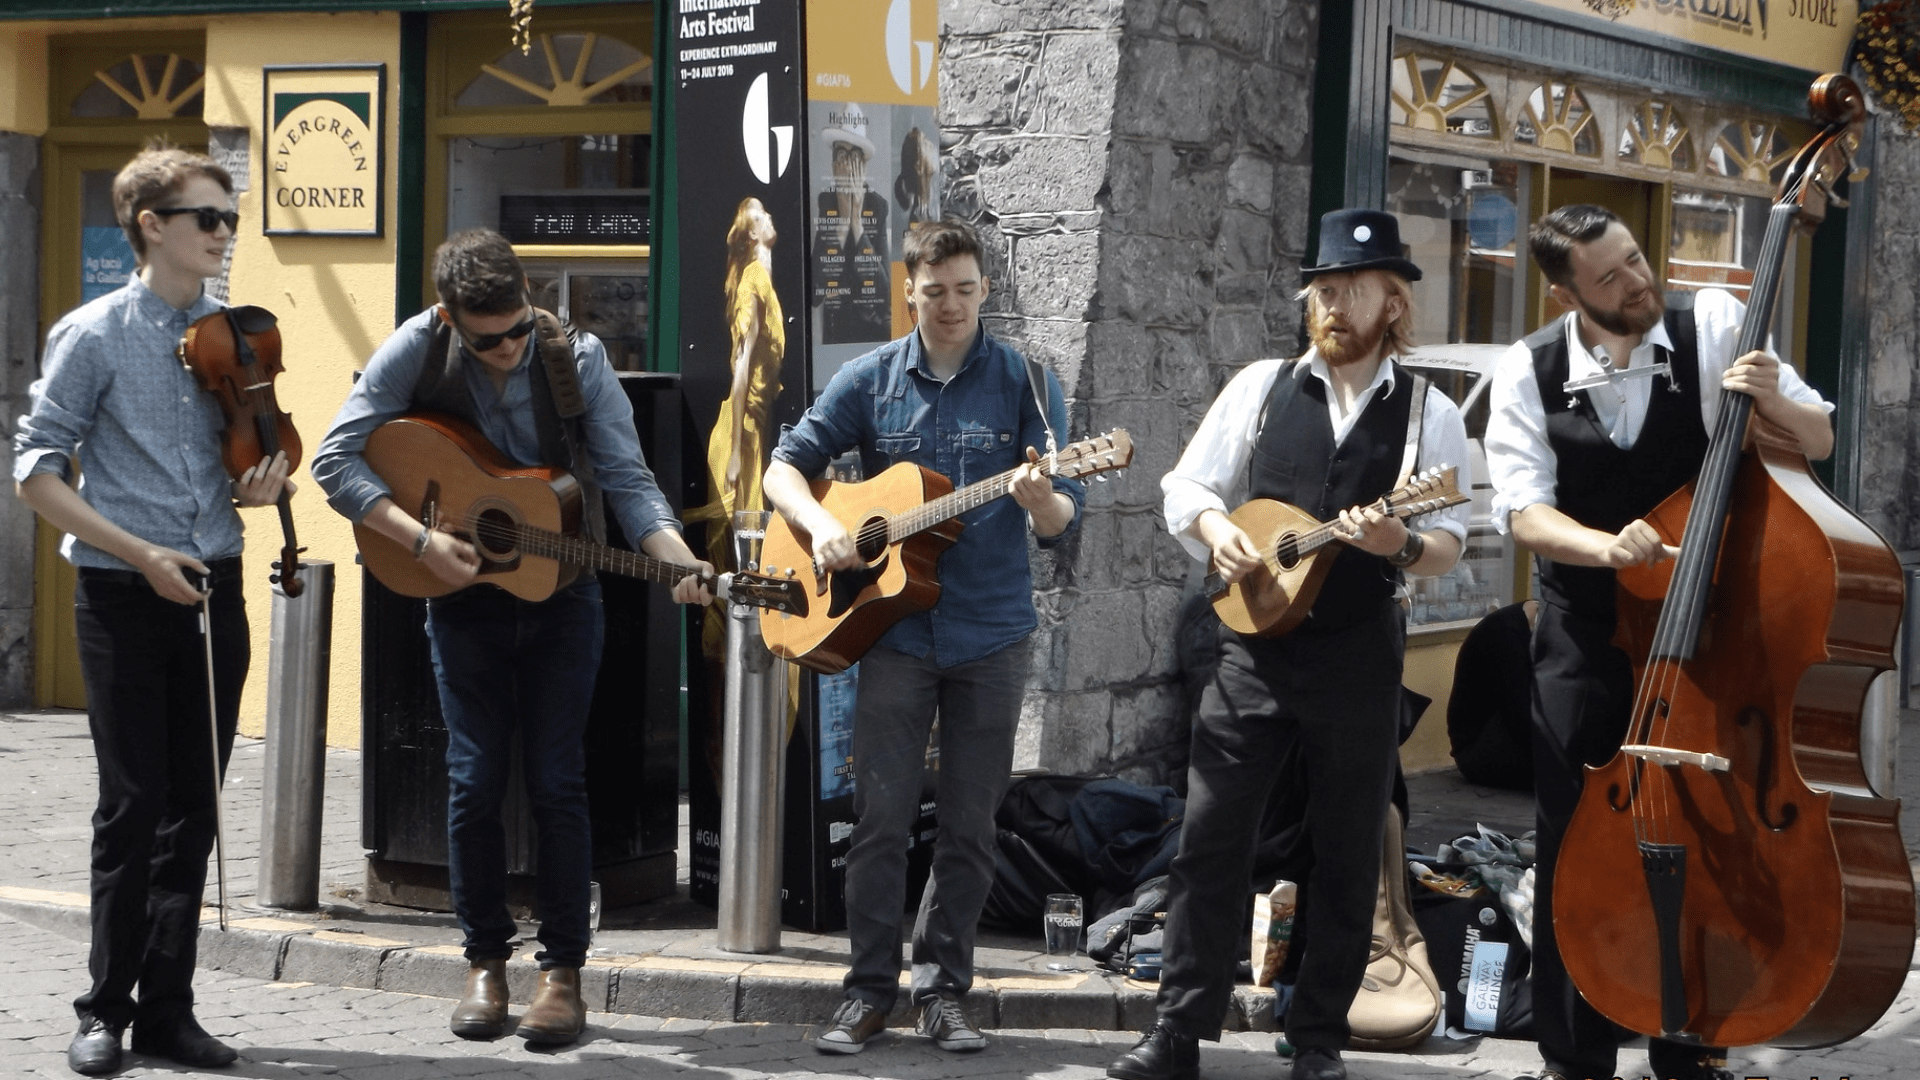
[1207,466,1465,636]
[758,430,1134,673]
[356,412,802,612]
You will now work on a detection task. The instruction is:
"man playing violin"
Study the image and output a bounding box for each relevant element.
[1484,204,1833,1080]
[1110,208,1467,1080]
[311,229,711,1047]
[13,143,293,1075]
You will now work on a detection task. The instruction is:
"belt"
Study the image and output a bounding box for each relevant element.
[78,555,243,588]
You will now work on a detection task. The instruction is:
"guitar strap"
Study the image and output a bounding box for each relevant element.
[530,309,607,545]
[1022,354,1060,461]
[1396,365,1429,490]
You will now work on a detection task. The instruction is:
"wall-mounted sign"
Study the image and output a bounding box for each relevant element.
[262,64,385,237]
[1533,0,1858,74]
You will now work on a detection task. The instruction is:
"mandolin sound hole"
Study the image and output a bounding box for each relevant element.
[471,505,521,562]
[1276,533,1302,570]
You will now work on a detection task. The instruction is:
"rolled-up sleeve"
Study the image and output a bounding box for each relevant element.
[310,317,436,524]
[1483,339,1556,534]
[12,320,101,485]
[1162,361,1279,562]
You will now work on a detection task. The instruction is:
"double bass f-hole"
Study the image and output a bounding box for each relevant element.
[179,304,307,598]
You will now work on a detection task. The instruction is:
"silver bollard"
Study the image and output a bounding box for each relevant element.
[717,512,789,953]
[258,560,334,910]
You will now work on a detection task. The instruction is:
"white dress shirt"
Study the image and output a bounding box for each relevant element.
[1161,350,1473,564]
[1484,288,1831,533]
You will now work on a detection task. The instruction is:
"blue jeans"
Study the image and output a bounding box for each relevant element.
[426,577,603,970]
[842,639,1031,1008]
[72,557,247,1030]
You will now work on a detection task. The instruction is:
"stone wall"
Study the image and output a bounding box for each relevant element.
[1861,118,1920,557]
[0,132,40,706]
[938,0,1320,785]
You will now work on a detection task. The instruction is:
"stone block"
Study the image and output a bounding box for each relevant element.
[373,945,477,998]
[196,923,292,981]
[279,932,388,989]
[1116,980,1160,1030]
[978,134,1111,217]
[1039,688,1112,774]
[611,963,737,1022]
[1109,679,1188,777]
[1011,230,1101,319]
[1101,234,1211,326]
[996,980,1118,1029]
[735,970,851,1024]
[941,0,1126,36]
[939,36,1040,130]
[1235,62,1312,159]
[1225,152,1274,213]
[1036,31,1121,136]
[1115,36,1227,143]
[1216,206,1273,276]
[1061,590,1152,691]
[1231,985,1280,1031]
[1085,320,1153,398]
[1210,308,1269,363]
[1207,0,1271,57]
[1103,137,1162,223]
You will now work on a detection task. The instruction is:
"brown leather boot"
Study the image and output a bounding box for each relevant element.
[450,959,510,1039]
[517,966,585,1045]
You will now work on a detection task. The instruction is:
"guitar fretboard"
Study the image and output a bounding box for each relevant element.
[469,516,711,588]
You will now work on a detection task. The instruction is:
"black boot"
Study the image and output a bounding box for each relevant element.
[1291,1045,1347,1080]
[66,1016,124,1076]
[1647,1041,1735,1080]
[1107,1021,1199,1080]
[130,1014,238,1068]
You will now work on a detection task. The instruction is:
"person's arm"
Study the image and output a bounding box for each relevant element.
[763,458,857,571]
[1016,363,1084,541]
[1509,501,1674,569]
[1726,349,1835,460]
[1332,382,1470,577]
[1162,362,1277,564]
[17,473,207,604]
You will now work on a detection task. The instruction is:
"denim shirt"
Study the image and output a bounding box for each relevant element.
[772,326,1084,666]
[311,307,680,548]
[12,276,242,570]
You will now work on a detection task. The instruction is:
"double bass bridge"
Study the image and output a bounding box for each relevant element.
[1621,744,1729,773]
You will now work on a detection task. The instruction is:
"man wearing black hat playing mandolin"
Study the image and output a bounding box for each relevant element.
[1108,209,1469,1080]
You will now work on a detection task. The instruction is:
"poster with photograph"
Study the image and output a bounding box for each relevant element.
[804,0,940,389]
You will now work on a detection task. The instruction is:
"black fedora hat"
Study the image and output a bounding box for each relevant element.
[1302,208,1423,281]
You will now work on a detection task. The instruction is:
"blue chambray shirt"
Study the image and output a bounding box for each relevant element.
[771,326,1085,667]
[310,307,681,548]
[12,276,243,570]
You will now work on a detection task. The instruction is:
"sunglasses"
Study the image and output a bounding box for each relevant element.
[151,205,241,233]
[457,312,537,353]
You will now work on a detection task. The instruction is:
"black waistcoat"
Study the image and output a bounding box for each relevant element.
[1249,360,1413,632]
[1527,297,1706,619]
[413,315,606,544]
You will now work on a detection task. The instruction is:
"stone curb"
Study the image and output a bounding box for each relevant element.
[0,886,1279,1033]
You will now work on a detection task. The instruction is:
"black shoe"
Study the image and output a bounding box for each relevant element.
[130,1015,238,1069]
[1647,1042,1735,1080]
[1107,1021,1198,1080]
[66,1016,124,1076]
[1291,1046,1347,1080]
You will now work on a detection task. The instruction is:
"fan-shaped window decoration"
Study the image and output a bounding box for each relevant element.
[71,54,205,120]
[456,31,651,108]
[1709,120,1793,185]
[1619,100,1695,171]
[1390,52,1497,138]
[1516,81,1600,158]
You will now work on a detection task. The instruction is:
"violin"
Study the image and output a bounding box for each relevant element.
[178,304,307,598]
[1553,74,1912,1049]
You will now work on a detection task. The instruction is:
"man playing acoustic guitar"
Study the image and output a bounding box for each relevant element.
[762,218,1083,1055]
[312,229,711,1047]
[1109,209,1468,1080]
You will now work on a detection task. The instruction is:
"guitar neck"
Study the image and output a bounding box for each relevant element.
[515,522,708,588]
[887,462,1046,542]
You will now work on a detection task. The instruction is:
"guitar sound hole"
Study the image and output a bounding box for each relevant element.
[1276,533,1302,570]
[472,507,519,561]
[854,516,887,563]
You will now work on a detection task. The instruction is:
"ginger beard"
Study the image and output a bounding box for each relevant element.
[1308,291,1392,367]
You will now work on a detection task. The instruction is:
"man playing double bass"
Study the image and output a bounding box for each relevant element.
[1484,204,1834,1080]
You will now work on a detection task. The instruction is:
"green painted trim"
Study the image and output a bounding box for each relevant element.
[2,0,628,18]
[1307,1,1355,238]
[647,0,677,374]
[393,10,426,323]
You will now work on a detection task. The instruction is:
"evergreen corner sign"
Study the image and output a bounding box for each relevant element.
[263,64,386,237]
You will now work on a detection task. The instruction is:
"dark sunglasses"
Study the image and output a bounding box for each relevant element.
[458,313,537,353]
[151,205,241,233]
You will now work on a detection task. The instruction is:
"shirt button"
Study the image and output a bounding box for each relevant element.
[182,396,190,403]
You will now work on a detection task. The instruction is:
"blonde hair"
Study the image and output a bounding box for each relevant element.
[1297,269,1419,357]
[724,197,767,313]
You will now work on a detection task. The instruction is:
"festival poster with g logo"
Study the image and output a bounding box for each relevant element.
[262,64,386,237]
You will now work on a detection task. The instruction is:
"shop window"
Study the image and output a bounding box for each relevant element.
[1709,119,1793,185]
[1619,100,1696,173]
[526,260,649,371]
[1516,81,1600,158]
[1391,53,1497,138]
[71,54,205,120]
[456,32,651,109]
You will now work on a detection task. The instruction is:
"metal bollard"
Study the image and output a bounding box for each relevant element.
[717,513,789,953]
[258,560,334,910]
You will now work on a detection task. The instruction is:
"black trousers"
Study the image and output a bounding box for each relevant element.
[1529,601,1712,1078]
[1156,602,1403,1051]
[71,558,247,1030]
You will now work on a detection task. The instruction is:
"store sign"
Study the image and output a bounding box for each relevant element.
[262,64,386,237]
[1535,0,1858,73]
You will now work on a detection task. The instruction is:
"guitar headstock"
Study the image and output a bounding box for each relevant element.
[720,571,806,614]
[1053,429,1134,482]
[1386,465,1468,518]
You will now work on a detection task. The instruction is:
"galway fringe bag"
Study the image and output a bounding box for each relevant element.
[1346,803,1444,1050]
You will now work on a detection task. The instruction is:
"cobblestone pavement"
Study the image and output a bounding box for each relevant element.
[2,708,1916,1079]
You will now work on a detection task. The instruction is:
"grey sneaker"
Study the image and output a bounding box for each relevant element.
[915,995,986,1052]
[815,997,884,1054]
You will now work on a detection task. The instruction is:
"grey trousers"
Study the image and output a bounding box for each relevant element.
[841,639,1031,1008]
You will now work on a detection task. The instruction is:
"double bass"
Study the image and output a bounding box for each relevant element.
[1553,74,1913,1050]
[179,304,306,597]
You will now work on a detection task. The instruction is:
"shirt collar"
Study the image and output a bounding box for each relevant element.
[904,322,989,383]
[1564,309,1673,374]
[1302,346,1402,397]
[127,272,213,322]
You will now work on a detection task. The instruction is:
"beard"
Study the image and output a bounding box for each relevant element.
[1575,285,1664,337]
[1309,308,1390,366]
